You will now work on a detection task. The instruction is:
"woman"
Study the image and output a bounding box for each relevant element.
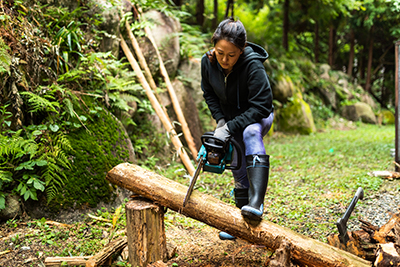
[201,18,274,239]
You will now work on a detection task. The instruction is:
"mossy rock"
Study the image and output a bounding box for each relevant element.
[379,110,395,125]
[48,107,133,212]
[276,93,316,135]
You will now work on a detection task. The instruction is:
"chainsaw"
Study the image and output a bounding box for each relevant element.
[182,132,242,207]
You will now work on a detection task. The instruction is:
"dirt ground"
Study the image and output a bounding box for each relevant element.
[0,213,272,267]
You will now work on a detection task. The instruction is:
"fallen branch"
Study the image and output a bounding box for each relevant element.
[44,237,127,267]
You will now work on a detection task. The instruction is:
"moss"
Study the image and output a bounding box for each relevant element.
[277,93,316,135]
[48,103,131,212]
[0,37,11,75]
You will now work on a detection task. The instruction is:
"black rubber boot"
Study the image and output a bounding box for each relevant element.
[241,154,269,222]
[219,188,248,240]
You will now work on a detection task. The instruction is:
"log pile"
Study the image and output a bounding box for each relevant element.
[328,212,400,266]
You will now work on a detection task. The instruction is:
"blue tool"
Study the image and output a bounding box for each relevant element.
[182,132,242,207]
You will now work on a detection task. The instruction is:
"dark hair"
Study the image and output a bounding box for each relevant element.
[207,17,247,64]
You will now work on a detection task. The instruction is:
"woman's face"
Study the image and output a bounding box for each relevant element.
[214,39,242,73]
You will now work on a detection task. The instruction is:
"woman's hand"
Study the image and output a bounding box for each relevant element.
[214,123,230,141]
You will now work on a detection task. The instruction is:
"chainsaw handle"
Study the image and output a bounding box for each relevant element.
[225,137,242,171]
[201,133,227,150]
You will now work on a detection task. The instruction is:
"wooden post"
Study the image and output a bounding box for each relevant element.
[395,40,400,171]
[106,163,371,267]
[125,198,167,267]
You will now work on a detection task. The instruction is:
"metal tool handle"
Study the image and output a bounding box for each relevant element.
[225,137,242,170]
[341,187,364,224]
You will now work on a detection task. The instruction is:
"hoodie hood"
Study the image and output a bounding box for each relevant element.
[235,42,268,69]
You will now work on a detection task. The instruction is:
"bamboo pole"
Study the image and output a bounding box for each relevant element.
[106,163,371,267]
[133,5,198,159]
[120,36,195,176]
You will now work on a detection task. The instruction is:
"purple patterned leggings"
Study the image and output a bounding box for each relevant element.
[231,112,274,189]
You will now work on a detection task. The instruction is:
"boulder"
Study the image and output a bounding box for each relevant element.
[139,10,182,77]
[272,74,294,103]
[159,79,203,150]
[178,58,202,106]
[341,102,377,124]
[275,93,316,135]
[26,105,135,220]
[0,194,20,222]
[378,110,395,125]
[319,64,331,80]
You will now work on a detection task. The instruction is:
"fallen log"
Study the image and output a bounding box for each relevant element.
[106,163,371,267]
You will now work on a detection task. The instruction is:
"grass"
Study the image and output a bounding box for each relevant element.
[158,121,396,242]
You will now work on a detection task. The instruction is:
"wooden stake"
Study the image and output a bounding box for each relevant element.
[128,6,198,159]
[106,163,371,267]
[125,198,167,267]
[120,35,195,176]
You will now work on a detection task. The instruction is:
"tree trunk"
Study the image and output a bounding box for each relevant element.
[365,26,374,93]
[329,24,334,67]
[212,0,218,29]
[314,21,319,63]
[126,198,167,267]
[225,0,234,19]
[196,0,204,27]
[347,29,355,76]
[106,163,371,267]
[282,0,289,51]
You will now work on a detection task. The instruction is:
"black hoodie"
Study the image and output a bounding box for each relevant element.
[201,42,274,135]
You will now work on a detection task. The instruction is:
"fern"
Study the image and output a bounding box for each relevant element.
[39,133,72,203]
[20,91,60,113]
[0,132,38,170]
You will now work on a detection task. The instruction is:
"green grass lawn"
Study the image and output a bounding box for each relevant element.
[162,122,396,242]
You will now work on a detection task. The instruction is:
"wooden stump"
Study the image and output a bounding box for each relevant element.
[126,198,167,267]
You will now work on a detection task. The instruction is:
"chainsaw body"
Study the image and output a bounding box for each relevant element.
[183,132,242,207]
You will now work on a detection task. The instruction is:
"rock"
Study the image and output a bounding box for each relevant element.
[178,58,202,106]
[341,102,377,124]
[139,10,182,77]
[315,83,339,111]
[272,74,294,103]
[361,93,378,110]
[378,110,395,125]
[319,64,331,80]
[275,93,316,135]
[0,194,20,222]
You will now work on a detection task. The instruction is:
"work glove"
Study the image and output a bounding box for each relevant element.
[214,123,230,142]
[216,118,226,129]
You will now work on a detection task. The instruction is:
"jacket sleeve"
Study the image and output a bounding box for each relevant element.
[201,55,225,123]
[226,61,273,134]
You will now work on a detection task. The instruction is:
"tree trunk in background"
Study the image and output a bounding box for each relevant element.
[196,0,204,27]
[212,0,218,29]
[314,21,319,63]
[365,26,374,93]
[172,0,181,6]
[328,24,334,66]
[282,0,289,51]
[347,29,355,76]
[225,0,234,19]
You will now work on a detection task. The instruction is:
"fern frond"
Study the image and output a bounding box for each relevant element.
[20,91,60,113]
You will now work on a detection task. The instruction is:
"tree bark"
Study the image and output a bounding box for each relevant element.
[106,163,371,267]
[365,26,374,93]
[196,0,204,27]
[282,0,289,51]
[328,24,334,67]
[212,0,218,29]
[126,198,166,267]
[347,29,355,76]
[225,0,234,19]
[314,21,319,63]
